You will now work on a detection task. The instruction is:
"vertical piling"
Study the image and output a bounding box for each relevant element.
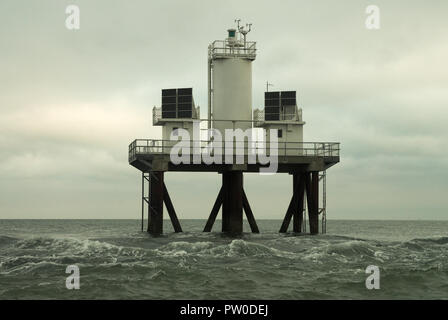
[221,173,230,232]
[148,171,164,235]
[222,171,243,234]
[306,171,319,235]
[293,173,306,233]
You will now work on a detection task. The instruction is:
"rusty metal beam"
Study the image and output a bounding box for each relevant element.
[222,171,243,234]
[148,171,164,235]
[279,174,299,233]
[203,187,223,232]
[163,183,182,233]
[293,174,306,233]
[305,171,319,234]
[242,189,259,233]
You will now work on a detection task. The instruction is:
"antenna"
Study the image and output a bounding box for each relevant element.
[266,81,274,92]
[239,21,252,47]
[234,19,241,30]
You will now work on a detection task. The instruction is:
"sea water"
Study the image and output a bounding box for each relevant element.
[0,219,447,299]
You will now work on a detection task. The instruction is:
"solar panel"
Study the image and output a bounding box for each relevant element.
[265,106,280,121]
[162,89,176,97]
[265,113,280,121]
[281,91,296,98]
[162,111,176,118]
[265,91,280,110]
[177,103,192,111]
[281,91,296,106]
[178,95,192,103]
[161,104,176,111]
[162,96,176,104]
[177,88,192,96]
[265,99,280,107]
[178,111,192,118]
[161,88,194,119]
[281,98,296,106]
[263,91,297,121]
[265,91,280,99]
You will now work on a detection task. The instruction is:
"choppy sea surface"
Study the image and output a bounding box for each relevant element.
[0,219,447,299]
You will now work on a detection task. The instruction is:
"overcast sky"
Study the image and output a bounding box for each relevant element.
[0,0,447,220]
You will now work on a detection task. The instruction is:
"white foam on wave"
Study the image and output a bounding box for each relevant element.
[1,237,153,274]
[153,239,294,259]
[149,269,166,280]
[223,239,292,258]
[14,237,149,259]
[155,241,215,257]
[1,260,60,275]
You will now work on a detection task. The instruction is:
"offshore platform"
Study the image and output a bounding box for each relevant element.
[128,21,340,235]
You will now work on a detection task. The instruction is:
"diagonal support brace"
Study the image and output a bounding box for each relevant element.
[203,187,224,232]
[163,183,182,232]
[242,190,259,233]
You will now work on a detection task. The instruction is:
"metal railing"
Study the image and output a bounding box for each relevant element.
[129,139,340,162]
[209,40,256,60]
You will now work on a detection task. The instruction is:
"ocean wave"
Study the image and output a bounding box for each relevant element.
[154,239,293,259]
[323,240,376,257]
[0,235,18,246]
[408,236,448,245]
[219,239,292,258]
[149,269,166,280]
[155,241,215,256]
[13,237,147,258]
[0,258,62,275]
[296,238,394,266]
[2,233,447,282]
[0,237,151,275]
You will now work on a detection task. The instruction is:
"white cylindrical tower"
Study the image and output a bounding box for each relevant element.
[213,58,252,133]
[209,25,257,135]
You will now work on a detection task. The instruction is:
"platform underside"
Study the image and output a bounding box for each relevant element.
[129,154,339,173]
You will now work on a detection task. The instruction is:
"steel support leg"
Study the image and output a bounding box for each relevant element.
[148,171,164,235]
[222,171,243,234]
[305,171,319,235]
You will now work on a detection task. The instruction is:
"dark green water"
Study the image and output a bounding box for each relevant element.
[0,219,447,299]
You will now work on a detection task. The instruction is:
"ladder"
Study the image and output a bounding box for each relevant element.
[141,172,159,231]
[320,171,327,234]
[141,172,150,231]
